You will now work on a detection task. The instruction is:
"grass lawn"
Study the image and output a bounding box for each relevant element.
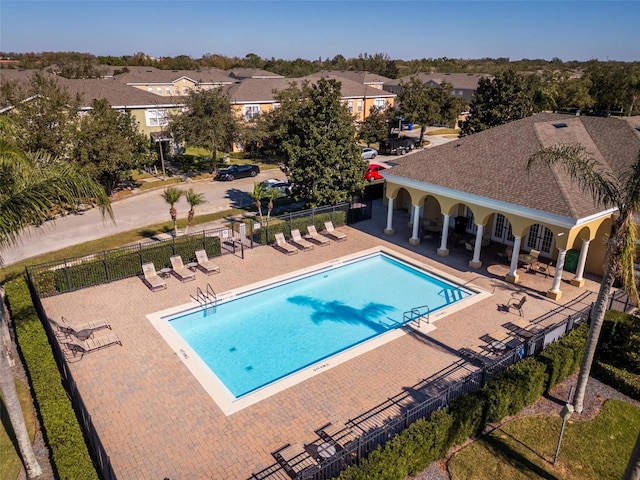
[448,399,640,479]
[0,380,38,480]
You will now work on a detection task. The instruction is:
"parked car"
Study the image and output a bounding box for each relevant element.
[215,164,260,181]
[361,147,378,160]
[365,163,388,181]
[379,137,417,155]
[259,178,293,196]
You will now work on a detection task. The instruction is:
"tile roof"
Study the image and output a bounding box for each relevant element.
[387,72,492,90]
[112,66,234,85]
[302,72,396,98]
[0,69,183,109]
[385,113,640,220]
[226,75,395,104]
[312,70,394,85]
[56,77,184,108]
[226,68,284,79]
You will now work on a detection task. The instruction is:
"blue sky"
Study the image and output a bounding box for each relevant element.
[2,1,639,62]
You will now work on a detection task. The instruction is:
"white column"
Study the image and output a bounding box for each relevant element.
[384,197,395,235]
[470,224,484,268]
[506,235,522,283]
[571,239,591,287]
[409,205,421,245]
[437,214,450,256]
[548,248,567,300]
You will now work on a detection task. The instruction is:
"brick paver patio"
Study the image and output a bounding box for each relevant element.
[40,202,601,479]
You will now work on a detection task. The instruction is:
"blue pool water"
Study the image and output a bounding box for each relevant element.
[168,253,473,398]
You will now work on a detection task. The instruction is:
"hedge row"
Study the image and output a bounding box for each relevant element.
[30,234,222,297]
[593,361,640,400]
[337,323,588,480]
[5,278,98,480]
[248,210,347,245]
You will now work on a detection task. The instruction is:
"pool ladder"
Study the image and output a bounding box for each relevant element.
[192,283,217,315]
[403,305,430,327]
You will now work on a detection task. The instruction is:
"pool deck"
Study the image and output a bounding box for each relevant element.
[40,202,602,479]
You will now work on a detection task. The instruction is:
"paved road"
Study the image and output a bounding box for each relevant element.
[3,170,280,266]
[5,132,457,266]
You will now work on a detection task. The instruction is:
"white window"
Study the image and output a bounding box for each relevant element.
[165,87,171,95]
[374,98,386,109]
[243,105,261,121]
[347,100,354,113]
[174,86,180,95]
[145,109,168,127]
[272,103,280,110]
[147,87,153,92]
[156,87,162,95]
[357,100,363,112]
[182,86,188,95]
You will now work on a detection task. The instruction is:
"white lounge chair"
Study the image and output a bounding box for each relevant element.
[274,232,298,255]
[306,225,330,246]
[323,221,347,242]
[59,316,111,339]
[170,255,196,282]
[141,263,167,291]
[195,249,220,275]
[64,331,122,357]
[290,229,314,251]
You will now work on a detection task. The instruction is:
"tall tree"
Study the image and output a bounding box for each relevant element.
[71,98,153,195]
[0,72,80,158]
[0,117,112,478]
[161,187,184,237]
[265,78,368,207]
[358,106,389,146]
[167,88,238,173]
[527,147,640,437]
[398,78,464,145]
[183,188,206,235]
[460,69,533,135]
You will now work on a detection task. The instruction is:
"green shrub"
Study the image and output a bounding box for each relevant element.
[538,323,587,390]
[5,278,98,480]
[336,323,588,480]
[593,360,640,401]
[598,311,640,373]
[448,391,486,444]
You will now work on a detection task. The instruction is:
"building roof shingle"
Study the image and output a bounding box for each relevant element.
[386,113,640,221]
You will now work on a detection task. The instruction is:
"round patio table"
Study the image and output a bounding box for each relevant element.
[317,442,336,459]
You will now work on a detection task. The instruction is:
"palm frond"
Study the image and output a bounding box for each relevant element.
[617,212,639,306]
[528,145,619,209]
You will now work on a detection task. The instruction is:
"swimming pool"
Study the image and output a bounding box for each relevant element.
[148,248,487,414]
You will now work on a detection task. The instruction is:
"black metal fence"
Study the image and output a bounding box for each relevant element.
[235,201,371,248]
[25,270,118,480]
[26,225,240,298]
[249,303,593,480]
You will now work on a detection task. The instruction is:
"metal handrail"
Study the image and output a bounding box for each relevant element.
[403,305,430,327]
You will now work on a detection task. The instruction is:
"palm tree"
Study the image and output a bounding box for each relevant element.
[528,145,640,415]
[1,117,113,478]
[161,187,184,237]
[183,188,207,235]
[251,182,266,223]
[265,187,282,221]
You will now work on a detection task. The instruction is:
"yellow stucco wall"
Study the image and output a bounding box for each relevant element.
[385,181,613,276]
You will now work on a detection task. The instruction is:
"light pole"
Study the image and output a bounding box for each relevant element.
[554,386,574,465]
[154,135,168,181]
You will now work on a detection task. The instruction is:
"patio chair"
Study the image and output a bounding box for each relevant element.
[59,316,111,339]
[536,259,553,277]
[506,295,527,316]
[141,263,167,291]
[464,241,474,254]
[290,229,314,251]
[64,331,122,357]
[195,249,220,275]
[170,255,196,282]
[323,221,347,242]
[273,232,299,255]
[306,225,330,246]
